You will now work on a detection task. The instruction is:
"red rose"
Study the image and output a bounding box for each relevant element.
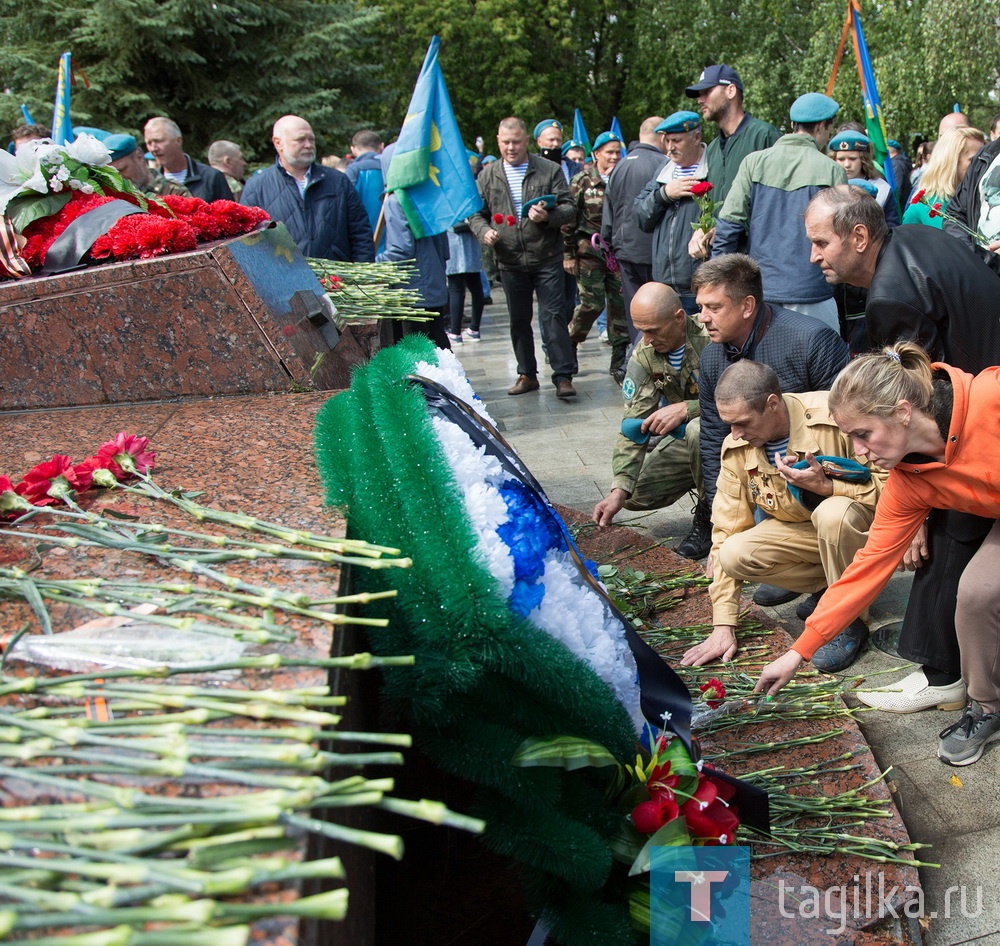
[680,773,740,845]
[492,213,504,224]
[631,789,680,834]
[506,215,517,227]
[691,181,714,197]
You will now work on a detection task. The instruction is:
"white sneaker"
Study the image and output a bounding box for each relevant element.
[599,330,610,345]
[856,670,967,713]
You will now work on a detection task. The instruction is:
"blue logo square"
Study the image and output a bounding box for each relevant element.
[649,846,750,945]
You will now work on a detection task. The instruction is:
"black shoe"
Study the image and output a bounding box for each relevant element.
[675,498,712,559]
[796,589,826,620]
[811,618,868,673]
[610,365,627,387]
[752,584,800,607]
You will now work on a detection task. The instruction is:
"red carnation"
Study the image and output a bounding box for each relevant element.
[910,188,926,205]
[506,214,517,227]
[492,213,504,225]
[75,455,120,489]
[928,202,943,219]
[96,432,156,478]
[698,677,727,709]
[0,476,29,518]
[691,181,714,197]
[20,192,117,269]
[16,455,92,506]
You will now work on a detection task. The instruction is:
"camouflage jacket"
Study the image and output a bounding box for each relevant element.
[143,169,192,199]
[564,166,610,262]
[611,316,710,494]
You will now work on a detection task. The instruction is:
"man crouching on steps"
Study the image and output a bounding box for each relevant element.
[680,359,886,673]
[593,282,713,559]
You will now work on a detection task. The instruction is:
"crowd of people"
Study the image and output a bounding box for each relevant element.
[10,65,1000,769]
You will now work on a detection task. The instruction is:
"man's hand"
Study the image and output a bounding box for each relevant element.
[527,204,549,225]
[898,521,930,571]
[662,177,698,201]
[680,625,737,666]
[688,226,715,260]
[642,403,688,437]
[563,258,579,275]
[774,451,833,498]
[482,228,499,247]
[987,238,1000,255]
[593,489,629,528]
[753,650,804,697]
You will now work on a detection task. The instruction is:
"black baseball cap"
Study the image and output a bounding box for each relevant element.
[685,64,744,97]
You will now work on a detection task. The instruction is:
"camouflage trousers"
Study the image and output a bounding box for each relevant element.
[568,258,628,346]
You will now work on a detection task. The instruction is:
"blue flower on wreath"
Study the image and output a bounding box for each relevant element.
[497,480,565,583]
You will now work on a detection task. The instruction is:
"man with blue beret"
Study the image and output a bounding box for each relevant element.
[564,131,629,382]
[712,92,847,334]
[562,140,586,164]
[534,119,581,185]
[105,133,191,197]
[601,116,668,341]
[685,64,780,218]
[635,110,709,319]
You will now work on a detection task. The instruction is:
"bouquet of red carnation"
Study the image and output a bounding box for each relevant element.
[690,180,716,234]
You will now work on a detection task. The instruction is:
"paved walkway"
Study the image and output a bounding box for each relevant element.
[449,287,1000,946]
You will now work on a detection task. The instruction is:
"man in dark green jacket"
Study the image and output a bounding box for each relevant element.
[468,117,578,398]
[684,64,780,257]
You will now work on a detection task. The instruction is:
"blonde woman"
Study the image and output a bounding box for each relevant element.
[902,126,986,227]
[755,342,1000,766]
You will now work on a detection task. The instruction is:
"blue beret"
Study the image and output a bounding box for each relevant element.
[72,126,111,142]
[788,92,840,123]
[482,155,497,164]
[847,178,879,197]
[887,139,902,150]
[561,139,584,157]
[104,133,139,162]
[655,111,701,134]
[592,131,622,152]
[533,119,562,139]
[830,131,871,153]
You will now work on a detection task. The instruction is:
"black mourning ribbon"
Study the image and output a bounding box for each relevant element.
[39,199,145,275]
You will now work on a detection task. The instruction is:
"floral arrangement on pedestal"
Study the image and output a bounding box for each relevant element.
[0,136,268,278]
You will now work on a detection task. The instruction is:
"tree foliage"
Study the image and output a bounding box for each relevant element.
[1,0,998,163]
[0,0,383,160]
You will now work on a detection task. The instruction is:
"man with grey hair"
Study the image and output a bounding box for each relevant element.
[207,140,246,200]
[143,117,232,202]
[468,116,577,398]
[241,114,374,262]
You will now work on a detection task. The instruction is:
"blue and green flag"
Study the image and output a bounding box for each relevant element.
[851,2,897,196]
[385,37,482,239]
[51,53,74,145]
[573,108,592,156]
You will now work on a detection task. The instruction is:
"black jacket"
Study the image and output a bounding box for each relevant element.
[241,160,375,262]
[943,138,1000,276]
[865,225,1000,374]
[699,306,849,506]
[601,142,667,265]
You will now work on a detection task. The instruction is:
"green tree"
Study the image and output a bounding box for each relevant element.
[0,0,383,160]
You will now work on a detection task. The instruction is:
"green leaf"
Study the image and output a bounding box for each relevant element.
[7,191,71,232]
[511,735,619,771]
[597,564,617,578]
[628,817,692,876]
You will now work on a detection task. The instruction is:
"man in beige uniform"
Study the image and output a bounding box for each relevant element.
[681,359,886,673]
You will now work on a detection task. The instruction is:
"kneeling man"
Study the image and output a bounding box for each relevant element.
[592,282,712,559]
[682,359,886,672]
